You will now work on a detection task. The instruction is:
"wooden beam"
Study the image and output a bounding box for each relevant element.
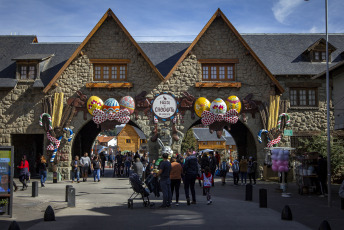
[198,59,239,64]
[86,82,133,88]
[195,82,241,88]
[89,59,131,64]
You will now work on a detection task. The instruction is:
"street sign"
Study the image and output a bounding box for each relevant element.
[284,130,293,136]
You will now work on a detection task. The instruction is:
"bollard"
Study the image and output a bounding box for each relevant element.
[32,181,38,197]
[245,184,253,201]
[259,188,267,208]
[341,198,344,210]
[44,205,56,221]
[67,187,76,207]
[8,220,20,230]
[65,185,73,202]
[318,220,331,230]
[281,205,292,220]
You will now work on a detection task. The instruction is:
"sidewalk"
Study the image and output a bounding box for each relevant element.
[0,169,342,230]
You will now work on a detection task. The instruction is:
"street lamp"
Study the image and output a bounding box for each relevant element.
[305,0,331,207]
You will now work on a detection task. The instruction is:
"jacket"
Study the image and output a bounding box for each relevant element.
[239,159,248,172]
[183,155,199,176]
[197,172,213,188]
[170,162,183,180]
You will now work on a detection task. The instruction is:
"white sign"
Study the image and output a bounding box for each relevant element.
[152,94,177,119]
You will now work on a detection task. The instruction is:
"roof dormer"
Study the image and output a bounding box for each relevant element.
[12,54,53,80]
[303,38,336,62]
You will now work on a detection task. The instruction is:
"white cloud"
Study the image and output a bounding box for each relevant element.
[309,26,320,33]
[272,0,304,24]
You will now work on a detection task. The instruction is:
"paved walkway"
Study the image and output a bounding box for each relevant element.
[0,169,343,229]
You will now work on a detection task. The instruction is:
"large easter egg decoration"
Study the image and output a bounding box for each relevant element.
[119,96,135,114]
[87,96,104,115]
[103,98,120,114]
[194,97,211,117]
[225,95,241,113]
[210,98,227,114]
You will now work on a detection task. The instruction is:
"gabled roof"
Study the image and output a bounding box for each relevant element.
[12,54,54,61]
[43,8,164,93]
[193,128,226,141]
[305,38,337,52]
[97,135,115,143]
[115,125,146,139]
[224,136,236,146]
[312,60,344,79]
[163,8,284,94]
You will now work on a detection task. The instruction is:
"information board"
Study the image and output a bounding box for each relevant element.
[0,146,14,217]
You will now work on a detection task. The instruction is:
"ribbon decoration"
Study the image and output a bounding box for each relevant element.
[258,129,270,143]
[46,131,62,163]
[63,127,74,142]
[39,113,53,130]
[93,108,130,125]
[201,109,239,126]
[267,135,281,147]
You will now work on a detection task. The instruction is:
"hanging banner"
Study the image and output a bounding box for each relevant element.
[152,94,177,119]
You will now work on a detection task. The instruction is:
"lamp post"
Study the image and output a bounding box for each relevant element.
[305,0,331,207]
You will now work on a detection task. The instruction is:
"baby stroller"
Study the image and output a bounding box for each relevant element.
[128,173,154,209]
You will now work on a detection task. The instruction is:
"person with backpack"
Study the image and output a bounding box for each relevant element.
[232,159,240,185]
[197,166,214,205]
[248,156,257,185]
[220,157,229,185]
[91,155,102,182]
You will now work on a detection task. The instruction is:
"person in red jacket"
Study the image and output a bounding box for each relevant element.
[197,166,214,205]
[17,155,30,190]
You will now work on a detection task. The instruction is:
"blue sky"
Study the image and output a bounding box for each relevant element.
[0,0,343,42]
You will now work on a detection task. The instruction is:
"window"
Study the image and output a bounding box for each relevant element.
[290,88,317,107]
[216,141,222,145]
[203,142,208,145]
[90,59,130,81]
[19,65,36,79]
[313,51,327,62]
[126,139,131,144]
[140,139,147,144]
[202,64,235,81]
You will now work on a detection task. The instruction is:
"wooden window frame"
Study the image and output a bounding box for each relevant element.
[199,59,237,82]
[312,51,330,62]
[90,59,130,81]
[126,139,131,144]
[289,87,318,107]
[18,64,37,80]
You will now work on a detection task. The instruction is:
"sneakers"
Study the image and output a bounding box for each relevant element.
[187,198,190,206]
[175,202,179,206]
[207,201,211,205]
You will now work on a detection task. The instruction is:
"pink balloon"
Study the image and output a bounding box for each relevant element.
[283,166,289,172]
[272,165,278,172]
[276,160,283,167]
[278,166,285,172]
[272,160,277,165]
[283,161,289,166]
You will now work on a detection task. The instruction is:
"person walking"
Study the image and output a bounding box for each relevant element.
[156,153,172,208]
[232,159,240,185]
[17,155,30,190]
[209,151,217,186]
[132,157,143,180]
[198,166,214,205]
[170,156,183,206]
[99,151,106,177]
[71,155,81,183]
[183,149,199,205]
[248,157,257,185]
[316,155,328,196]
[38,155,48,187]
[92,155,101,182]
[125,153,132,177]
[239,156,248,185]
[220,157,229,185]
[80,152,91,182]
[215,151,220,169]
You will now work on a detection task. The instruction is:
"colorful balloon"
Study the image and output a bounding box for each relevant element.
[103,98,120,114]
[119,96,135,114]
[225,95,241,113]
[194,97,211,117]
[87,96,104,115]
[210,98,227,115]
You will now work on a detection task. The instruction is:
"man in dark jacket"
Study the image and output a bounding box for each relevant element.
[316,155,328,196]
[209,151,217,186]
[183,149,199,205]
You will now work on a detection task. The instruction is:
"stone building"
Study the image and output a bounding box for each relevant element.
[0,9,343,179]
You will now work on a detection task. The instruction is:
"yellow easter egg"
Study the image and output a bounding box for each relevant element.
[194,97,211,117]
[225,95,241,113]
[87,96,104,115]
[210,98,227,114]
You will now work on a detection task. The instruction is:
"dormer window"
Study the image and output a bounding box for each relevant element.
[303,38,336,63]
[20,65,36,79]
[12,54,53,80]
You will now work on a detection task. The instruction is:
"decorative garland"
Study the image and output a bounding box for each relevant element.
[92,108,130,125]
[201,109,239,126]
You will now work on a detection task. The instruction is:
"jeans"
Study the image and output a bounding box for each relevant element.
[19,172,29,188]
[248,172,256,184]
[160,178,172,206]
[171,179,181,203]
[240,172,247,184]
[233,172,239,185]
[125,164,131,177]
[40,170,47,186]
[204,187,211,201]
[72,170,80,182]
[184,174,197,202]
[93,169,100,181]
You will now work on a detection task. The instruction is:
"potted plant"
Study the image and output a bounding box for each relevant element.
[0,198,8,214]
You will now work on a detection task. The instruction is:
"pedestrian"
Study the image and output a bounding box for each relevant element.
[156,153,172,208]
[99,150,106,177]
[197,166,213,205]
[71,155,81,183]
[339,179,344,198]
[125,153,132,177]
[17,155,30,190]
[170,156,183,206]
[183,149,199,205]
[132,157,143,180]
[248,156,257,185]
[38,155,48,187]
[239,156,248,185]
[209,151,217,186]
[232,159,240,185]
[215,151,220,169]
[80,152,91,182]
[92,155,101,182]
[316,155,328,196]
[220,157,229,185]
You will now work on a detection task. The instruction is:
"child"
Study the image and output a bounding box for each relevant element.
[197,166,214,205]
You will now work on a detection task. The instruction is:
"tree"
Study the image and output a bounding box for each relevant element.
[298,133,344,182]
[181,128,198,153]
